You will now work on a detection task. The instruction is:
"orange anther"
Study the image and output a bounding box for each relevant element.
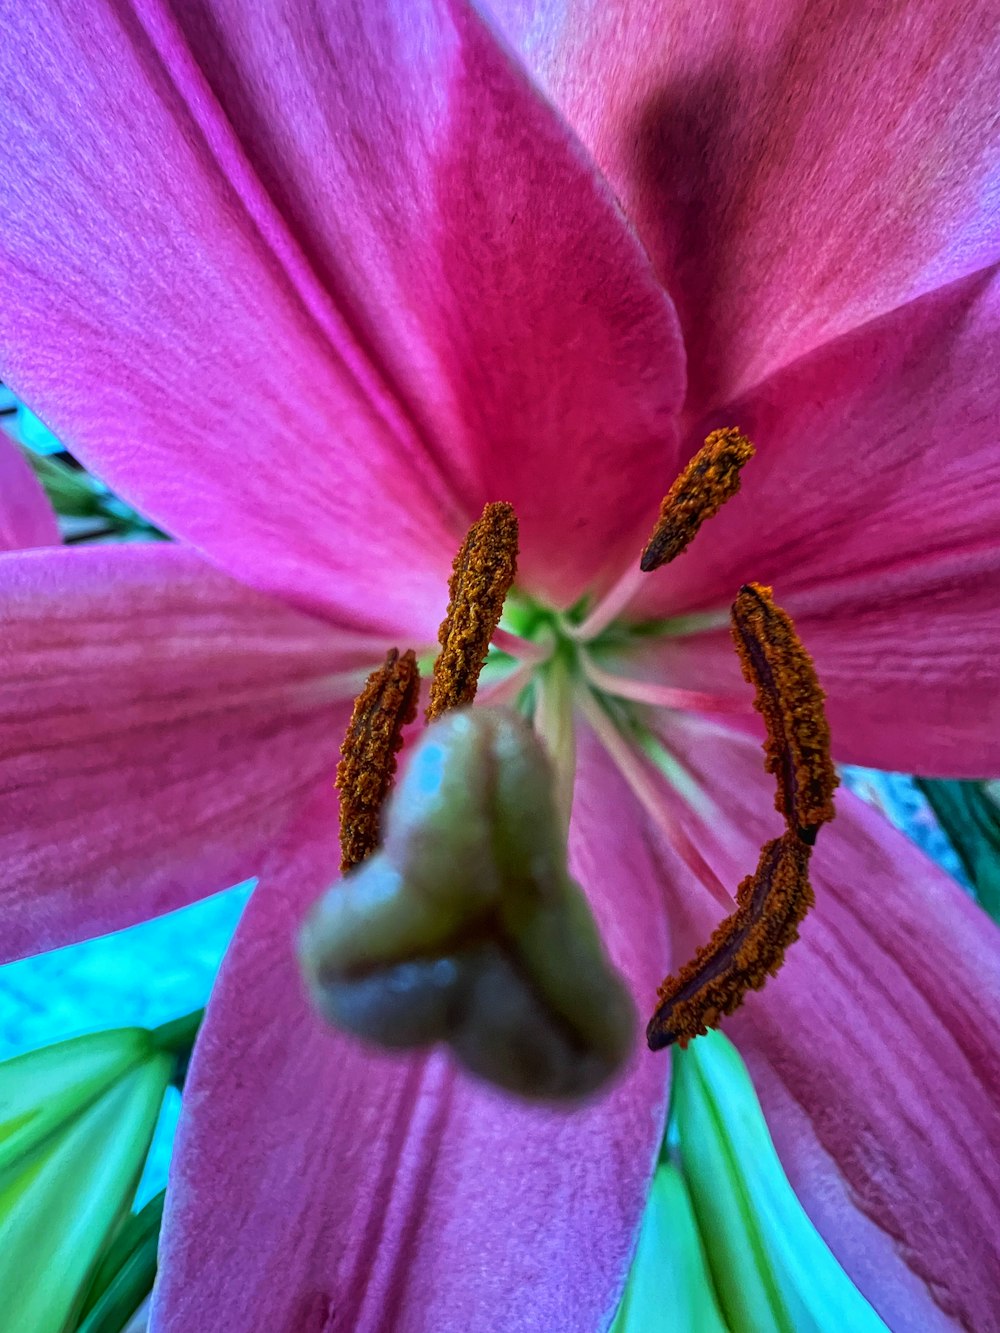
[336,648,420,872]
[640,428,755,572]
[426,502,519,721]
[647,833,813,1049]
[731,583,838,843]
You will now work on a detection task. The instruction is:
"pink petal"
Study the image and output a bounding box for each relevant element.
[153,727,671,1332]
[616,265,1000,775]
[657,714,1000,1333]
[0,1,685,618]
[489,0,1000,417]
[0,542,357,962]
[0,428,58,549]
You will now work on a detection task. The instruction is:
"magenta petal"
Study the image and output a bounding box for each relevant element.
[153,729,671,1332]
[660,715,1000,1333]
[0,0,685,615]
[491,0,1000,416]
[0,543,356,961]
[0,2,451,632]
[0,428,58,549]
[623,265,1000,775]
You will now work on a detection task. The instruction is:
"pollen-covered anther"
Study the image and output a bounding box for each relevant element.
[731,582,838,843]
[647,832,813,1050]
[335,648,420,873]
[426,501,519,721]
[640,428,755,572]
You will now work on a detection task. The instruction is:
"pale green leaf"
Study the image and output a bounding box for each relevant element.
[672,1031,889,1333]
[0,1029,153,1172]
[76,1191,164,1333]
[611,1158,729,1333]
[916,778,1000,920]
[0,1035,170,1333]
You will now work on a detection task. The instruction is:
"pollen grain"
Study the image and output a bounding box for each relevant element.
[731,582,838,842]
[640,428,755,572]
[647,833,813,1050]
[426,501,519,722]
[646,583,837,1051]
[336,648,420,873]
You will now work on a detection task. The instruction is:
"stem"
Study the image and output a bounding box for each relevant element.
[490,627,549,663]
[580,652,752,717]
[570,565,646,642]
[476,659,538,707]
[532,648,578,835]
[575,688,733,910]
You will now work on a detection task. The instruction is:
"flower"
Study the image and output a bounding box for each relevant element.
[0,3,998,1331]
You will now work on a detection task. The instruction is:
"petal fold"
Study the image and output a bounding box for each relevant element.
[490,0,1000,415]
[0,0,685,618]
[621,266,1000,775]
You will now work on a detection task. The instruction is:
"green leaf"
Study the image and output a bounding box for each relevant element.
[0,1030,170,1333]
[151,1009,204,1089]
[915,778,1000,920]
[671,1031,889,1333]
[24,452,107,517]
[611,1159,729,1333]
[76,1192,164,1333]
[0,1029,153,1171]
[23,446,167,541]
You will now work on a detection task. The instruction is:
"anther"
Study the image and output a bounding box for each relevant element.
[731,583,838,843]
[640,428,755,572]
[647,832,813,1049]
[426,501,519,721]
[336,648,420,872]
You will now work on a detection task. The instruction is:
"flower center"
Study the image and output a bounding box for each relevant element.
[313,429,838,1088]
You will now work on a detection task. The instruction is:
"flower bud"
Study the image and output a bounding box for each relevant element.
[299,708,634,1101]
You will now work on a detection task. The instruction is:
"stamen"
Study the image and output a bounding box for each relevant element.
[731,583,838,843]
[336,648,420,872]
[640,428,755,572]
[426,501,519,721]
[647,832,812,1050]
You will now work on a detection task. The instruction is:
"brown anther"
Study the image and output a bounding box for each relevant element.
[647,832,813,1050]
[426,501,519,722]
[336,648,420,873]
[640,428,755,572]
[731,583,838,843]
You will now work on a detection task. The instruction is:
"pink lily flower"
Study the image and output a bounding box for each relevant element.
[1,2,998,1330]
